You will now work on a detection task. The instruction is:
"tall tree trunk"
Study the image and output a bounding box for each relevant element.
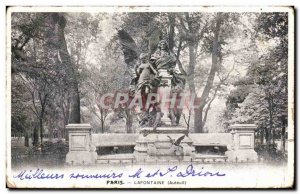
[100,108,105,133]
[69,83,81,123]
[170,17,186,125]
[271,97,275,144]
[202,86,219,129]
[53,13,81,123]
[281,125,286,152]
[39,117,43,145]
[194,14,221,133]
[188,43,202,132]
[61,97,70,140]
[184,13,198,131]
[187,43,196,94]
[260,129,264,144]
[265,127,270,144]
[125,109,133,133]
[168,13,175,52]
[24,130,29,147]
[267,95,273,144]
[38,93,47,146]
[194,109,203,133]
[33,125,39,146]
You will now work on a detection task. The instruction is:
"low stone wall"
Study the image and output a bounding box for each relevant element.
[189,133,232,146]
[91,134,139,147]
[91,133,232,147]
[65,124,258,165]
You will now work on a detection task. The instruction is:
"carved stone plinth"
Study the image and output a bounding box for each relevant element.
[65,124,97,165]
[157,69,173,125]
[134,127,195,163]
[225,124,258,162]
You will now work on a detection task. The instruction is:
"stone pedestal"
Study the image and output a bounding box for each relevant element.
[157,69,172,125]
[134,127,195,163]
[225,124,258,162]
[66,124,97,165]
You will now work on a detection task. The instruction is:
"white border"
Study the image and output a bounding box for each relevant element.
[5,6,295,13]
[0,0,299,191]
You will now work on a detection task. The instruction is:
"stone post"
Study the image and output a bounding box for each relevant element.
[225,124,258,162]
[157,69,172,125]
[65,123,97,165]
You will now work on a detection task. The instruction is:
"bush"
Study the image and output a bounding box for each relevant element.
[255,143,287,163]
[41,140,69,155]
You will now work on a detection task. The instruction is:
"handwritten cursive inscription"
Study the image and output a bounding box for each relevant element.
[13,168,64,180]
[13,164,225,181]
[128,164,225,178]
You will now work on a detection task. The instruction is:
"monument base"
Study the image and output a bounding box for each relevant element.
[225,124,259,163]
[134,127,195,163]
[225,150,258,162]
[66,151,97,165]
[65,123,97,165]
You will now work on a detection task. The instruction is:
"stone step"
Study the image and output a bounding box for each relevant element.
[96,159,135,165]
[140,127,188,134]
[96,153,135,164]
[193,154,228,163]
[97,153,135,160]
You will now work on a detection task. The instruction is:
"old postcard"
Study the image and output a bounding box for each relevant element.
[6,6,294,189]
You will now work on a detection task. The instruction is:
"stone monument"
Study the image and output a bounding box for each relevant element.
[120,39,196,163]
[65,123,97,165]
[225,124,258,162]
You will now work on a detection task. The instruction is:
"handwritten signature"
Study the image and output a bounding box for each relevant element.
[13,164,225,180]
[128,164,225,178]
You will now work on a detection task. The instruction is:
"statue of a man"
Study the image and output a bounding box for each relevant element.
[149,40,179,127]
[150,40,177,71]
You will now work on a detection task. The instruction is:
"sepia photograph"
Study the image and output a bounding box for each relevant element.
[6,6,294,189]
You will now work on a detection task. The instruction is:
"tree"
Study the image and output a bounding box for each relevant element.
[224,12,288,146]
[82,60,125,133]
[11,74,32,146]
[117,12,247,133]
[50,13,81,123]
[175,13,241,132]
[12,13,60,145]
[55,13,102,136]
[255,12,288,144]
[11,13,84,145]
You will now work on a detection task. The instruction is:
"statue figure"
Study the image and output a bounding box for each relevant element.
[135,53,160,127]
[150,40,186,126]
[150,40,176,71]
[136,53,157,95]
[118,30,186,131]
[168,135,185,158]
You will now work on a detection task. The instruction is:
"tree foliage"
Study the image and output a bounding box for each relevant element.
[10,11,289,141]
[224,12,288,144]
